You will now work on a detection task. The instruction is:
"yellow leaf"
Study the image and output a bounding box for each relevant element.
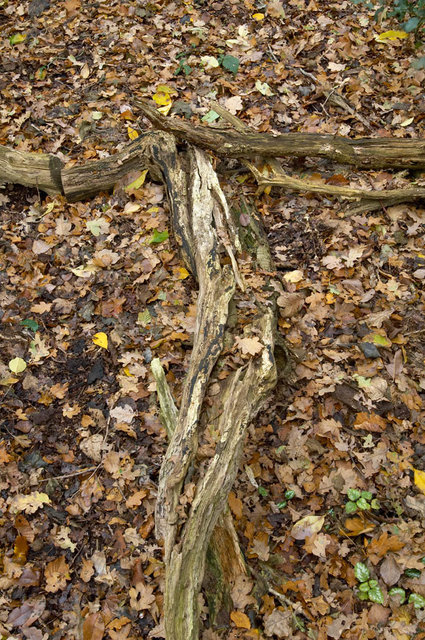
[252,12,265,20]
[9,357,27,374]
[400,117,414,127]
[127,126,139,140]
[152,92,172,106]
[375,30,408,41]
[157,103,173,116]
[414,468,425,494]
[10,491,51,514]
[155,84,178,95]
[174,266,190,280]
[0,375,19,386]
[125,169,148,191]
[230,611,251,629]
[92,332,108,349]
[291,515,325,540]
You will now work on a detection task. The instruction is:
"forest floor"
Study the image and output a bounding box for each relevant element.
[1,0,425,639]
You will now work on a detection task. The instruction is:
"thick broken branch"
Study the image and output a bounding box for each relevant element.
[136,99,425,170]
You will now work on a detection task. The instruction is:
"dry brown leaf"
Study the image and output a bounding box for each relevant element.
[44,556,70,593]
[264,609,292,637]
[234,335,263,356]
[129,582,156,611]
[83,612,105,640]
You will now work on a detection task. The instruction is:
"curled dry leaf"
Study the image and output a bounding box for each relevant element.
[291,514,325,540]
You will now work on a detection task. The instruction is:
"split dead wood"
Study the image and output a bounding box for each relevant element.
[150,356,247,623]
[150,144,279,639]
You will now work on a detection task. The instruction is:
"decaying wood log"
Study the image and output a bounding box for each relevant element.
[151,357,247,624]
[2,101,424,207]
[0,144,64,195]
[150,145,278,639]
[135,99,425,171]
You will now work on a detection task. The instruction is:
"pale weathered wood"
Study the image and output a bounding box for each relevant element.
[0,144,63,195]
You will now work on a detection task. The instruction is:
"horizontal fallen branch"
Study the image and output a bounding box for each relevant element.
[136,99,425,171]
[209,100,425,207]
[248,162,425,205]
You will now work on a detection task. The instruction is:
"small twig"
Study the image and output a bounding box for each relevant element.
[40,466,98,482]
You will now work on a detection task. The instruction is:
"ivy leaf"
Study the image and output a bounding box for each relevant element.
[354,562,370,582]
[347,488,361,501]
[388,587,406,604]
[368,585,384,604]
[408,593,425,609]
[221,55,240,74]
[356,498,370,510]
[345,501,358,514]
[403,17,420,32]
[20,318,39,332]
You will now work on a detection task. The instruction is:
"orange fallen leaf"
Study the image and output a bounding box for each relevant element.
[230,610,251,629]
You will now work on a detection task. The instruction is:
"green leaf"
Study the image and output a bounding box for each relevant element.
[137,310,152,326]
[221,55,240,74]
[412,55,425,70]
[202,110,220,123]
[368,585,384,604]
[359,582,370,592]
[403,17,420,32]
[361,491,372,501]
[358,591,369,600]
[356,498,370,510]
[371,499,380,510]
[347,488,361,501]
[354,562,370,582]
[368,580,378,588]
[408,593,425,609]
[404,568,421,579]
[389,587,406,604]
[345,501,358,514]
[10,33,27,45]
[149,229,169,244]
[284,489,295,500]
[258,486,268,497]
[276,500,287,509]
[20,318,39,332]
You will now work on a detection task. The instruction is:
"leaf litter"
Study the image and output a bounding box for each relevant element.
[0,0,425,638]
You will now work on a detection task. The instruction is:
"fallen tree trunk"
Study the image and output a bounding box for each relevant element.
[2,104,424,208]
[1,103,423,638]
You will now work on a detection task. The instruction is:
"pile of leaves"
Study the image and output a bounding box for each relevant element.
[0,0,425,639]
